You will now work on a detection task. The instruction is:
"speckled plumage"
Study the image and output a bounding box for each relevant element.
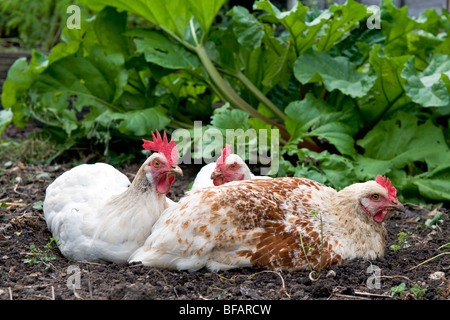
[129,177,401,271]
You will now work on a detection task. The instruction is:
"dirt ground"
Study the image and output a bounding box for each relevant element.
[0,125,449,304]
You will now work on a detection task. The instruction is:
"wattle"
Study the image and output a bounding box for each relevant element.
[157,173,175,194]
[374,209,387,223]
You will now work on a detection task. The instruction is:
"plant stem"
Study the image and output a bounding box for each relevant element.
[194,45,290,142]
[318,212,324,277]
[170,119,193,129]
[235,71,286,121]
[190,18,200,47]
[299,231,314,273]
[409,252,450,270]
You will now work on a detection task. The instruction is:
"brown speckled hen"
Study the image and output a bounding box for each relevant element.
[129,175,404,271]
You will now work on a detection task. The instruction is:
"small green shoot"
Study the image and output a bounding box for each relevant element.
[23,238,60,270]
[298,210,324,281]
[32,200,44,210]
[425,211,445,229]
[390,282,406,296]
[390,231,412,251]
[35,172,52,179]
[410,284,428,298]
[390,283,427,298]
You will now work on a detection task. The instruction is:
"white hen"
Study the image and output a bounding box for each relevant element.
[189,144,265,192]
[43,131,182,263]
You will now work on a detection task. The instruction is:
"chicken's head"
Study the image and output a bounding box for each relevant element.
[211,144,252,186]
[358,175,405,223]
[142,131,182,194]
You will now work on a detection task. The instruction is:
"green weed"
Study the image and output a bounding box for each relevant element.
[391,282,428,298]
[390,232,412,251]
[298,210,324,281]
[23,237,60,270]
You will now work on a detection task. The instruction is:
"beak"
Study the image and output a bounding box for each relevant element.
[210,168,222,180]
[211,172,220,180]
[168,165,183,176]
[390,200,406,212]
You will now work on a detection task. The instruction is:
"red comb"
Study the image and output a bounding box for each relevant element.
[142,130,178,165]
[217,144,231,166]
[376,175,397,200]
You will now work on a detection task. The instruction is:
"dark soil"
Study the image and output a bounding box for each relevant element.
[0,125,449,304]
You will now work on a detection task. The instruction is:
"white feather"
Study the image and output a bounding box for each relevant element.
[44,160,171,263]
[189,162,216,192]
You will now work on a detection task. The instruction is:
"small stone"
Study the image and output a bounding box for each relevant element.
[429,271,445,281]
[326,270,336,278]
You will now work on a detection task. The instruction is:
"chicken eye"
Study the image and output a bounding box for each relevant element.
[371,194,380,201]
[230,163,237,169]
[153,160,160,168]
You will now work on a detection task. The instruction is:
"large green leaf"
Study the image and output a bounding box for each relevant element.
[285,94,328,138]
[355,110,450,201]
[434,36,450,55]
[133,30,201,70]
[294,49,376,98]
[259,25,293,90]
[357,45,411,123]
[285,94,357,158]
[48,26,85,64]
[210,103,250,131]
[34,48,128,108]
[381,0,442,55]
[81,0,190,39]
[0,109,13,137]
[207,10,293,95]
[189,0,227,36]
[82,0,226,43]
[1,51,49,127]
[93,6,132,57]
[356,111,450,178]
[284,147,356,189]
[401,54,450,108]
[410,163,450,201]
[48,6,131,64]
[381,0,423,46]
[27,46,129,137]
[315,0,369,52]
[228,6,264,50]
[307,123,356,158]
[1,51,48,109]
[254,0,329,55]
[113,107,171,136]
[1,58,36,111]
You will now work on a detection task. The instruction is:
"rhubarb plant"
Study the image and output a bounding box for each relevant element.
[1,0,449,202]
